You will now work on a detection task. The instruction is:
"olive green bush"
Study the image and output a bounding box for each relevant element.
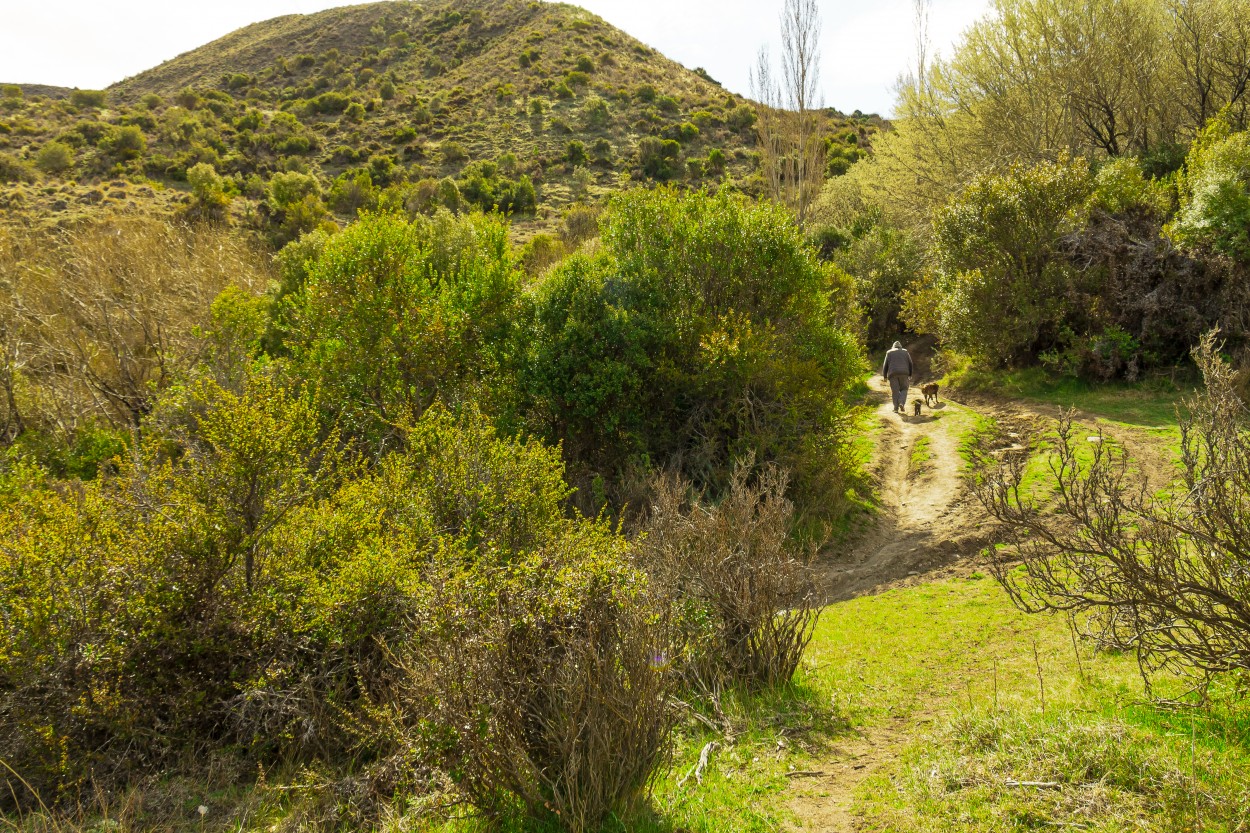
[1169,118,1250,263]
[523,188,861,521]
[286,211,524,440]
[904,157,1093,365]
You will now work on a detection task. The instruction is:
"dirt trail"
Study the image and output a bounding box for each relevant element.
[790,371,1176,831]
[817,376,989,604]
[791,374,997,832]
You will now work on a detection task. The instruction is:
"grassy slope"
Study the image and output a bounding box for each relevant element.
[0,0,880,239]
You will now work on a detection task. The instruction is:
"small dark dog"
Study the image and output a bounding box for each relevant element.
[912,399,922,416]
[922,383,940,407]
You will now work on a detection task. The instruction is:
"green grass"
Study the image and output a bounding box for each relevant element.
[949,364,1196,429]
[908,435,932,475]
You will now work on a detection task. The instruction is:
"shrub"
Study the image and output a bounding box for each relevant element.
[553,80,575,99]
[581,94,609,129]
[706,147,726,175]
[640,463,819,689]
[403,411,675,830]
[268,170,321,209]
[566,139,588,166]
[286,211,523,437]
[905,157,1093,366]
[440,140,468,166]
[379,78,396,100]
[186,161,231,221]
[637,136,681,180]
[34,141,73,174]
[1089,157,1171,217]
[101,124,147,160]
[523,188,861,518]
[634,84,657,103]
[980,333,1250,691]
[591,138,614,165]
[140,93,164,109]
[0,373,346,794]
[69,89,107,108]
[727,104,757,131]
[1168,119,1250,263]
[835,222,924,347]
[664,121,699,145]
[328,169,378,216]
[575,54,595,73]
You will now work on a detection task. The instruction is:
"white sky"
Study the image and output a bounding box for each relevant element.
[0,0,993,116]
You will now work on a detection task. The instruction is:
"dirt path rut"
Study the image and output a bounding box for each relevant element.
[818,376,988,604]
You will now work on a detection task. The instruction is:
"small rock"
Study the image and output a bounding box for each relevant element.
[1087,436,1102,443]
[908,570,919,576]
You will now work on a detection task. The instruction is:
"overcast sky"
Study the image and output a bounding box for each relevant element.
[0,0,992,116]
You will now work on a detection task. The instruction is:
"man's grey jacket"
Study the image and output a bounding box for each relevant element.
[882,346,913,379]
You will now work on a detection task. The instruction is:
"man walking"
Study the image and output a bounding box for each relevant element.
[882,341,913,414]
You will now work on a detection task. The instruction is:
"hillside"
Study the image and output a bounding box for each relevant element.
[0,0,879,244]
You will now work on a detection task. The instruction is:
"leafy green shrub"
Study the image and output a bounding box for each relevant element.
[905,157,1093,366]
[186,161,231,220]
[379,78,396,100]
[581,94,609,128]
[34,141,73,174]
[553,80,575,99]
[457,160,537,215]
[591,137,614,165]
[706,147,726,175]
[268,170,321,209]
[663,121,699,144]
[1169,119,1250,263]
[566,139,588,166]
[0,373,347,794]
[523,188,861,517]
[328,169,378,216]
[403,408,674,832]
[727,104,757,131]
[440,140,468,166]
[575,54,595,73]
[1089,156,1171,216]
[285,211,523,437]
[100,124,146,160]
[634,84,657,103]
[140,93,163,109]
[69,89,107,108]
[637,136,681,180]
[834,221,924,347]
[0,153,33,183]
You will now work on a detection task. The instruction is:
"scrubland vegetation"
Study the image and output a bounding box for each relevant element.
[2,0,1250,830]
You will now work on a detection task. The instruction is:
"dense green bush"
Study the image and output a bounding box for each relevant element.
[834,221,924,348]
[905,158,1093,365]
[457,160,537,215]
[285,211,524,439]
[637,136,681,180]
[523,188,861,517]
[69,89,107,108]
[34,141,74,174]
[0,152,33,183]
[407,410,673,831]
[1169,119,1250,263]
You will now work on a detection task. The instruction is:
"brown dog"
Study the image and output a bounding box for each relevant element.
[922,383,939,407]
[912,399,922,416]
